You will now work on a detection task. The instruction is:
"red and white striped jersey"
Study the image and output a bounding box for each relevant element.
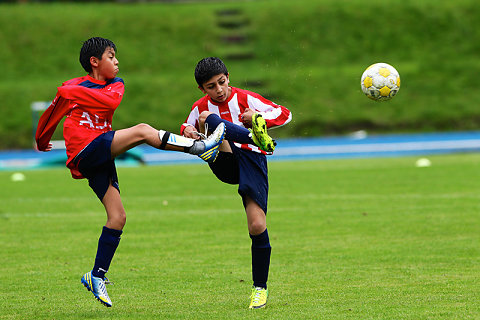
[181,86,292,154]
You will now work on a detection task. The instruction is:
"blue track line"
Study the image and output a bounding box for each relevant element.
[2,131,480,170]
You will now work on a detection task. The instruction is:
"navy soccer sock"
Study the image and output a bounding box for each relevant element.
[205,114,255,145]
[250,229,272,289]
[91,226,122,279]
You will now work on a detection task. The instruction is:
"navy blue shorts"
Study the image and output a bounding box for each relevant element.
[74,131,119,201]
[209,141,269,213]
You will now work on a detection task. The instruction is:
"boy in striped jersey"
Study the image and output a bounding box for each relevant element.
[181,57,292,309]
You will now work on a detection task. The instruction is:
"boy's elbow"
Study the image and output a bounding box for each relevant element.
[285,110,293,124]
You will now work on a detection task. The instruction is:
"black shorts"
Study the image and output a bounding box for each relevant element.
[74,131,119,201]
[209,141,269,213]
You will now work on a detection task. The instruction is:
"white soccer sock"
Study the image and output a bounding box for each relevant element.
[158,130,205,154]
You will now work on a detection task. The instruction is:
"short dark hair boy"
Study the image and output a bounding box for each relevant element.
[182,56,293,309]
[35,39,226,307]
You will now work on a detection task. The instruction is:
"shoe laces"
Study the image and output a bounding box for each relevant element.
[195,123,209,140]
[251,287,264,302]
[95,277,112,297]
[103,277,113,285]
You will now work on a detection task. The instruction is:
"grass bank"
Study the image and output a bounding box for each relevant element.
[1,0,480,148]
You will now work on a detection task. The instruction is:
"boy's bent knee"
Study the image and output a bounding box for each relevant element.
[198,111,213,124]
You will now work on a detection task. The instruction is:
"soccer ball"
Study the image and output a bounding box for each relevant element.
[360,63,400,101]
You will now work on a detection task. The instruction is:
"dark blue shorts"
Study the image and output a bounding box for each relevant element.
[74,131,119,201]
[208,141,269,213]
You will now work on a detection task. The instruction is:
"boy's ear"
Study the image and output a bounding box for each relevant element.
[198,85,207,94]
[90,56,99,69]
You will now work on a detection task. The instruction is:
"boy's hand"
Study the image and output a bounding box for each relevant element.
[183,126,201,140]
[240,108,255,127]
[37,142,53,152]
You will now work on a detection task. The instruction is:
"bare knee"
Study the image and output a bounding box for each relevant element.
[117,212,127,228]
[248,219,266,235]
[198,111,213,125]
[107,211,126,230]
[133,123,154,141]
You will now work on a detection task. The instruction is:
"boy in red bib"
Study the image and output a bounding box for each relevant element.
[35,38,225,307]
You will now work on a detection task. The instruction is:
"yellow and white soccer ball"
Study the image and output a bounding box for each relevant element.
[360,63,400,101]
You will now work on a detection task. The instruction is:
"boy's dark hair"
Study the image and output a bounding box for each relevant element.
[194,57,228,87]
[79,37,117,73]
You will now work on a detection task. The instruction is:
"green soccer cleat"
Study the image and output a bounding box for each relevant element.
[81,271,113,307]
[250,113,276,152]
[198,122,226,163]
[249,286,268,309]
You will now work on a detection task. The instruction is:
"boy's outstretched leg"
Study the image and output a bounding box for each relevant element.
[201,112,254,145]
[111,122,225,163]
[160,122,226,163]
[200,112,275,152]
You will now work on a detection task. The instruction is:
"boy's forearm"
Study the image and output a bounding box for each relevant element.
[257,106,292,129]
[35,96,66,151]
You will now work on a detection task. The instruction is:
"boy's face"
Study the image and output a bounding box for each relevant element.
[91,47,119,81]
[199,73,231,103]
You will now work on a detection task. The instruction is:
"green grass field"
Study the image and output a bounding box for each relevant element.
[1,154,479,319]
